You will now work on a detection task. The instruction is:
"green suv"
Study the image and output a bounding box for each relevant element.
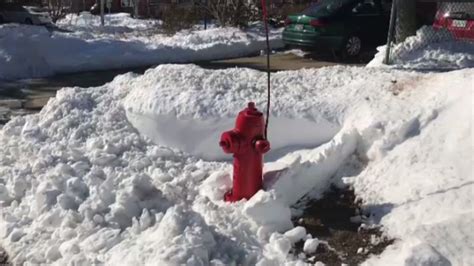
[282,0,391,58]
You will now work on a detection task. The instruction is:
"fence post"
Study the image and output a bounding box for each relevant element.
[204,0,208,30]
[395,0,417,43]
[384,0,397,64]
[100,0,105,26]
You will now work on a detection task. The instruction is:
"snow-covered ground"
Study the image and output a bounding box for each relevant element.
[0,13,283,81]
[0,63,472,265]
[369,26,474,70]
[57,12,218,35]
[57,12,162,33]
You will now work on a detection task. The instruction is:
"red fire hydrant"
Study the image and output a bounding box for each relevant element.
[220,102,271,202]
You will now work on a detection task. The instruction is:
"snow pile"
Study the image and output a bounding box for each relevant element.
[57,12,161,32]
[283,49,309,58]
[123,65,346,160]
[303,238,320,254]
[55,12,162,41]
[368,26,474,70]
[0,24,283,81]
[354,71,474,265]
[0,65,472,265]
[0,25,54,79]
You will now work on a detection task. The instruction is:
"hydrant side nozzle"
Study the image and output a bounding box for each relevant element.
[220,131,240,154]
[254,139,271,154]
[219,140,230,152]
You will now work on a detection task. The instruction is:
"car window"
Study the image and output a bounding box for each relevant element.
[302,0,357,17]
[439,3,474,19]
[2,4,26,11]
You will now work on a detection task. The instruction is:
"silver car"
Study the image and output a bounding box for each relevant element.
[0,4,52,25]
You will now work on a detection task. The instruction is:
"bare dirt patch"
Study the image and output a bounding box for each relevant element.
[291,187,394,265]
[0,246,9,266]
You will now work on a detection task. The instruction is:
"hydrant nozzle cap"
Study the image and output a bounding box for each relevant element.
[219,140,229,149]
[255,139,271,154]
[220,131,239,154]
[246,102,262,116]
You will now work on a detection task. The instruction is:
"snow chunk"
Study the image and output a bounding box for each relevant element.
[283,226,306,244]
[243,191,293,233]
[9,228,25,242]
[268,233,292,256]
[106,206,217,265]
[199,170,232,201]
[303,238,320,254]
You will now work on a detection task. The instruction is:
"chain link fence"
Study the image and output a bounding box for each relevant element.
[384,0,474,66]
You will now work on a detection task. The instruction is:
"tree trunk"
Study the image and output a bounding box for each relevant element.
[395,0,417,43]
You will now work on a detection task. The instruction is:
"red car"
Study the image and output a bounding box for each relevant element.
[433,2,474,40]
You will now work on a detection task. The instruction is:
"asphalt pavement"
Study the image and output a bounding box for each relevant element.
[199,52,365,71]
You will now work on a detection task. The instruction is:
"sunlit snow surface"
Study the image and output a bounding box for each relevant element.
[369,26,474,70]
[0,13,283,81]
[0,65,472,265]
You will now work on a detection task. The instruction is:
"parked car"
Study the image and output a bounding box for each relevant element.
[282,0,391,58]
[0,4,52,25]
[433,2,474,41]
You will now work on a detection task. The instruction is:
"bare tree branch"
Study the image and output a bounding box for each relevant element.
[48,0,68,22]
[196,0,258,27]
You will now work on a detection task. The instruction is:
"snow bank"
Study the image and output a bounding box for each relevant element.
[0,23,283,81]
[353,70,474,265]
[0,65,472,265]
[368,26,474,70]
[0,25,54,79]
[123,65,344,160]
[57,12,161,33]
[265,129,358,205]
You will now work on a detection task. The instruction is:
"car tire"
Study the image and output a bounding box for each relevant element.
[25,18,33,25]
[340,35,362,60]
